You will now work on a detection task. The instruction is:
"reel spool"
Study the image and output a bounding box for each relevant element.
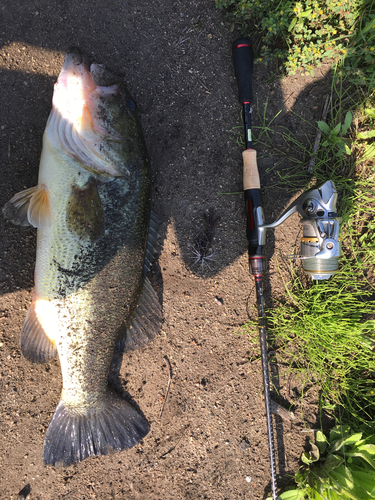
[299,217,341,279]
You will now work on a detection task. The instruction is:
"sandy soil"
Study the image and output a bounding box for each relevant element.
[0,1,334,498]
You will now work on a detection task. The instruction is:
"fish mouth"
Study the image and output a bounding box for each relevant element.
[56,47,96,96]
[65,46,91,71]
[60,47,122,88]
[54,47,122,115]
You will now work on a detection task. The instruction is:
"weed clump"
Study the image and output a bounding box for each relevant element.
[266,424,375,500]
[215,0,375,85]
[189,208,220,273]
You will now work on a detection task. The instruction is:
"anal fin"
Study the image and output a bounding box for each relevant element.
[21,298,57,364]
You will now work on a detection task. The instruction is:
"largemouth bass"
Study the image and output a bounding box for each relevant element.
[3,48,162,467]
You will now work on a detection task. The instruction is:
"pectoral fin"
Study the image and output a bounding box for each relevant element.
[67,178,105,242]
[3,184,51,228]
[21,298,58,364]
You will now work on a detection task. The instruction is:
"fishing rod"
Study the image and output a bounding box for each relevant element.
[232,38,277,499]
[232,38,342,499]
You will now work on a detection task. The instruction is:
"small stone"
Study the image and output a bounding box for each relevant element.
[246,476,252,483]
[240,439,250,451]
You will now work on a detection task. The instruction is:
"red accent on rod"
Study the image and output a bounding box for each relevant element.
[233,43,252,50]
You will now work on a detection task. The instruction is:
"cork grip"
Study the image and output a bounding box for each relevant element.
[243,149,260,190]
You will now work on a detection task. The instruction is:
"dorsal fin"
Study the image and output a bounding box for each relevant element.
[117,277,162,353]
[118,212,162,352]
[143,211,160,274]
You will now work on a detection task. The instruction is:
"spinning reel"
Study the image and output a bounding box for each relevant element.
[258,180,342,280]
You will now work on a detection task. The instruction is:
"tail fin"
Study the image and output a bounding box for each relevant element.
[42,392,149,467]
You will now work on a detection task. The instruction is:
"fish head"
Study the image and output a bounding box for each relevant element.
[52,48,119,139]
[46,48,145,179]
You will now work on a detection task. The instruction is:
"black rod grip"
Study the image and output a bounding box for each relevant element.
[232,38,253,104]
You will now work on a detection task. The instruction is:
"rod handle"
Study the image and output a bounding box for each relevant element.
[232,38,253,104]
[243,149,260,190]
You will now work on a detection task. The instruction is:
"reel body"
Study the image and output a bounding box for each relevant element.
[257,181,341,280]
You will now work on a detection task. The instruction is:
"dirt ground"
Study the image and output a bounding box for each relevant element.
[0,1,335,499]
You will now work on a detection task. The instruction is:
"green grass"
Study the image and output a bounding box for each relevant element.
[268,261,375,425]
[216,0,375,87]
[266,424,375,500]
